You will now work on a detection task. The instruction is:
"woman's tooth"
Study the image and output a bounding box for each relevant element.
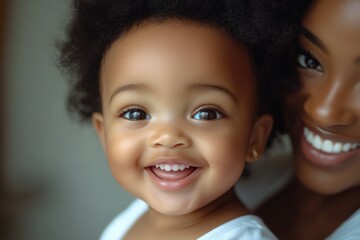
[172,165,179,171]
[350,143,357,150]
[333,142,342,153]
[322,140,333,153]
[306,131,314,143]
[313,135,323,150]
[304,127,309,137]
[179,165,185,171]
[304,126,359,154]
[342,143,351,152]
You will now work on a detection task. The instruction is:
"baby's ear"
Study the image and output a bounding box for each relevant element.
[246,114,273,163]
[92,112,106,152]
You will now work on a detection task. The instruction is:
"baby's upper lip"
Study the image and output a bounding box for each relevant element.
[301,118,360,144]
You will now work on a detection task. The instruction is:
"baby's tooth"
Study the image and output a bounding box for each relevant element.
[333,143,342,153]
[322,140,333,153]
[350,143,357,150]
[185,165,190,169]
[160,165,165,170]
[313,135,322,150]
[342,143,351,152]
[172,165,179,171]
[179,165,185,171]
[164,165,171,171]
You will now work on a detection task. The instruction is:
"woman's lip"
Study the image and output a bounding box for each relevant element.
[301,118,360,143]
[300,134,360,168]
[145,166,200,191]
[303,126,359,153]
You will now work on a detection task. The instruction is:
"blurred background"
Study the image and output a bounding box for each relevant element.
[1,1,134,239]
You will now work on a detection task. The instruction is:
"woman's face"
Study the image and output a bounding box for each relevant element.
[285,0,360,194]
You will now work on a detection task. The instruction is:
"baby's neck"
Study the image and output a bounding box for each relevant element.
[124,189,249,240]
[149,189,248,229]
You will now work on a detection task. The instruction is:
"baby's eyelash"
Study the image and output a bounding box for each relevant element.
[192,105,227,121]
[116,106,140,116]
[116,106,150,121]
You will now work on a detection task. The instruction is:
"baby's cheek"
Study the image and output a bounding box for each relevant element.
[106,134,145,190]
[204,134,248,167]
[107,133,139,162]
[105,130,140,173]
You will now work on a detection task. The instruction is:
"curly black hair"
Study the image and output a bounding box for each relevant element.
[58,0,311,142]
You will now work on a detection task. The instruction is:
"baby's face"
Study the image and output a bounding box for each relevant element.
[93,20,272,215]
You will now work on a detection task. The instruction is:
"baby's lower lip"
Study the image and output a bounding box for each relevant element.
[145,166,199,191]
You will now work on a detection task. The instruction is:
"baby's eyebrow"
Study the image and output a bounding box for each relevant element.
[190,84,238,104]
[109,83,148,105]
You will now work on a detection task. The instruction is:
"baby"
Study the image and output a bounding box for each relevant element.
[59,0,299,239]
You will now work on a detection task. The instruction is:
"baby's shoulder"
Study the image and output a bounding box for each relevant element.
[198,215,278,240]
[99,199,148,240]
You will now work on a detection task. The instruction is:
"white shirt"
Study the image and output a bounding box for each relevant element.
[100,199,278,240]
[326,208,360,240]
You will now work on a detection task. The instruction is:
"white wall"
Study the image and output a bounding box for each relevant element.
[4,1,133,239]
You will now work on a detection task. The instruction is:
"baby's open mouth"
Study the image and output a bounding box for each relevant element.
[150,164,197,181]
[155,164,190,171]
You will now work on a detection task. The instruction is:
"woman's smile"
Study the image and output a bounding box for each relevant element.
[300,124,360,167]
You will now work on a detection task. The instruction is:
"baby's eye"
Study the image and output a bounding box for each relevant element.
[192,107,224,121]
[120,108,150,121]
[297,50,323,72]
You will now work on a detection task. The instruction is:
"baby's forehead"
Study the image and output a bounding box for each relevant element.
[101,19,254,83]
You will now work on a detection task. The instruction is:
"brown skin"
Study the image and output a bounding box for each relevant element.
[125,190,248,240]
[93,20,273,239]
[257,0,360,239]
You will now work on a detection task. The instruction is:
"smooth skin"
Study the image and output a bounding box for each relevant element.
[93,20,272,240]
[257,0,360,239]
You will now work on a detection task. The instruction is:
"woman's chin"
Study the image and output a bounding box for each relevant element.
[295,155,359,195]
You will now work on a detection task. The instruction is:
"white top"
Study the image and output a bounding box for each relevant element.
[235,134,360,239]
[100,199,278,240]
[326,208,360,240]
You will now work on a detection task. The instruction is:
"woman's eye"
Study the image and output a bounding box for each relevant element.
[297,50,323,72]
[192,108,224,121]
[120,109,150,121]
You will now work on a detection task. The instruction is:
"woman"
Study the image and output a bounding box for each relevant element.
[255,0,360,239]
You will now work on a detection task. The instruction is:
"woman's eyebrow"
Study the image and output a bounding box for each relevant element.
[301,27,328,54]
[302,27,360,65]
[109,83,148,105]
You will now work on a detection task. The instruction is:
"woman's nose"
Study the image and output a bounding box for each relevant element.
[303,78,357,127]
[149,122,191,149]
